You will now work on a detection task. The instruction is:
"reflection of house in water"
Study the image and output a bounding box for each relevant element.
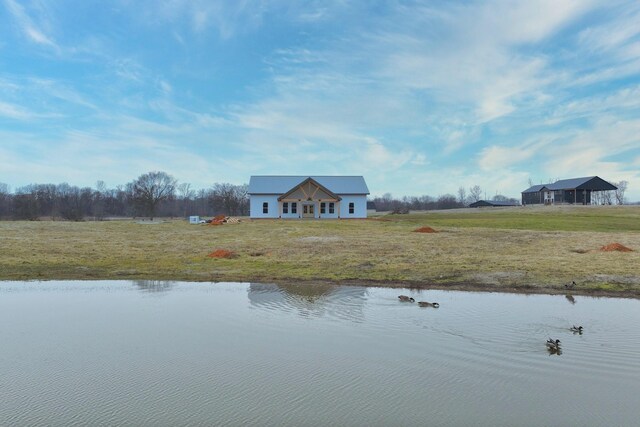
[133,280,174,293]
[248,283,368,321]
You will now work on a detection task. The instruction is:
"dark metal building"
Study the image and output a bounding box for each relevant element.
[521,176,617,205]
[469,200,518,208]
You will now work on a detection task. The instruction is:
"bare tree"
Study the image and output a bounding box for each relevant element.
[614,180,628,205]
[130,171,177,220]
[177,182,195,217]
[469,185,482,203]
[177,182,194,200]
[0,183,10,218]
[436,194,458,209]
[208,183,249,216]
[457,186,467,205]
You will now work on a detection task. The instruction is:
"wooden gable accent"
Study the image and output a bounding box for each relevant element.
[278,177,341,201]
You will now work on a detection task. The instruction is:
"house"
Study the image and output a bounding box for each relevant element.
[248,176,369,219]
[521,176,617,205]
[469,200,518,208]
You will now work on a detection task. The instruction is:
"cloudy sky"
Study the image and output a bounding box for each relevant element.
[1,0,639,200]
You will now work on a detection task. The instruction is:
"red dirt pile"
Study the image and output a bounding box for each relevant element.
[213,214,226,221]
[599,243,633,252]
[207,249,237,258]
[414,226,438,233]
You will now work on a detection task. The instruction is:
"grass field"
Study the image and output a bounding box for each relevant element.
[1,205,639,296]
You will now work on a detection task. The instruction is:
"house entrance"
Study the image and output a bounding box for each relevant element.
[302,204,315,218]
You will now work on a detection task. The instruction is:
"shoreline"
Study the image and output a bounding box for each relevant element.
[3,275,639,299]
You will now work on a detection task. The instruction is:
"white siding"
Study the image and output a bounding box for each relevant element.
[339,195,367,218]
[280,201,301,219]
[250,195,367,219]
[318,201,339,219]
[250,195,279,218]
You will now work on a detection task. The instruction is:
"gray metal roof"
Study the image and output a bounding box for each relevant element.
[522,184,548,193]
[248,176,370,195]
[546,176,596,190]
[470,200,518,207]
[522,176,617,192]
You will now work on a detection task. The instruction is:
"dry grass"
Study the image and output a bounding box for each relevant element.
[1,205,640,296]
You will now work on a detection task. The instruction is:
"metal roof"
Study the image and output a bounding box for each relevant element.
[522,184,548,193]
[248,176,370,195]
[546,176,595,190]
[469,200,518,207]
[522,176,617,192]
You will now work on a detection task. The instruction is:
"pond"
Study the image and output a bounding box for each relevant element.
[1,281,639,426]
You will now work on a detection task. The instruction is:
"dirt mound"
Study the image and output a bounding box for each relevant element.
[414,226,437,233]
[207,249,237,258]
[600,243,633,252]
[213,214,227,221]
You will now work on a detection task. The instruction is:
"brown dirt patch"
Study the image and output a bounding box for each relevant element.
[414,226,438,233]
[600,243,633,252]
[207,249,237,258]
[213,214,227,221]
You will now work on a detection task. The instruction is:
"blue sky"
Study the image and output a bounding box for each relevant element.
[1,0,639,201]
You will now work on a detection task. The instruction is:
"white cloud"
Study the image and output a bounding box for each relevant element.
[0,101,34,120]
[478,145,535,171]
[3,0,58,50]
[577,3,640,58]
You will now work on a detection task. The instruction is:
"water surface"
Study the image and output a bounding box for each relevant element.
[1,281,639,426]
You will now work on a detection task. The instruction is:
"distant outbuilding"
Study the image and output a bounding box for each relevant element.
[469,200,518,208]
[522,176,617,205]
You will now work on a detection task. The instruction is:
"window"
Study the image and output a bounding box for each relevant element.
[320,202,326,214]
[291,202,297,214]
[329,202,335,214]
[262,202,268,214]
[349,202,354,214]
[283,202,288,214]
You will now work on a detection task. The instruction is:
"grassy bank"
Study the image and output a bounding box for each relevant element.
[1,205,639,297]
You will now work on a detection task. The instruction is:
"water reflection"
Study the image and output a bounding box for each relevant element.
[565,294,576,304]
[248,283,367,321]
[133,280,174,293]
[547,346,563,356]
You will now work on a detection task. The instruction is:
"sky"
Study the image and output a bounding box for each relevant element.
[1,0,639,201]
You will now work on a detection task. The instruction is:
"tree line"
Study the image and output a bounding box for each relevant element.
[0,173,630,221]
[369,185,519,212]
[0,172,249,221]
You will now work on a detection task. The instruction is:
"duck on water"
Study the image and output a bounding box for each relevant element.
[418,301,440,308]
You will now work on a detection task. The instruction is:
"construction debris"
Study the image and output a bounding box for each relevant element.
[207,249,237,259]
[414,226,438,233]
[201,216,242,225]
[600,243,633,252]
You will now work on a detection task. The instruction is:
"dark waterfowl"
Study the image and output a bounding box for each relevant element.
[398,295,415,303]
[570,325,583,334]
[417,301,439,308]
[564,281,576,290]
[546,338,561,351]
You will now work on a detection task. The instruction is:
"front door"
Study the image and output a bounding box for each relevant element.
[302,203,315,218]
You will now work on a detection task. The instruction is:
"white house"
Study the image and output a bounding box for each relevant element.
[248,176,370,219]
